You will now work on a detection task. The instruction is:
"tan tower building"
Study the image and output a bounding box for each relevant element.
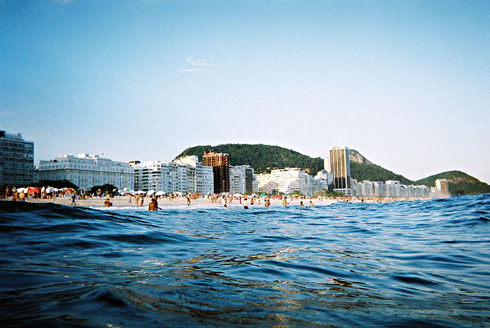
[329,146,351,195]
[203,151,230,194]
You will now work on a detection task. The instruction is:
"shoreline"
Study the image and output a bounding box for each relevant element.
[1,195,430,209]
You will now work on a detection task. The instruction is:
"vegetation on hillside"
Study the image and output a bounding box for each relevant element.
[177,144,413,182]
[416,171,490,196]
[350,162,414,185]
[176,144,324,174]
[176,144,489,196]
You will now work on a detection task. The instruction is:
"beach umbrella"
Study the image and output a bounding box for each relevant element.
[136,190,146,195]
[259,193,266,197]
[234,193,242,197]
[147,190,155,196]
[17,188,27,193]
[155,191,165,196]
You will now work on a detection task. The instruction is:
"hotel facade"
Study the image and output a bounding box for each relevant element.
[37,154,134,191]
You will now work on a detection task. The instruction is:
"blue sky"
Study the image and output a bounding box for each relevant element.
[1,0,489,183]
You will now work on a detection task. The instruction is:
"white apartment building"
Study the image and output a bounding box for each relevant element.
[350,179,431,198]
[174,156,214,195]
[37,154,134,191]
[133,156,213,195]
[257,168,314,196]
[229,165,257,195]
[256,173,277,195]
[314,170,333,193]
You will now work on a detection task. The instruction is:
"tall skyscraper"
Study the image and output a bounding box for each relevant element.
[329,146,351,195]
[203,150,229,194]
[435,179,450,197]
[0,131,34,187]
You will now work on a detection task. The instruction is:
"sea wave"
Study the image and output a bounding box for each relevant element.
[1,195,489,327]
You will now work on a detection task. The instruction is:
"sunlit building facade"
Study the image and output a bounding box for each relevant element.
[203,151,230,194]
[329,146,351,195]
[38,154,134,191]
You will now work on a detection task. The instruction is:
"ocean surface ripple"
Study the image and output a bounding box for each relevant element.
[1,194,490,327]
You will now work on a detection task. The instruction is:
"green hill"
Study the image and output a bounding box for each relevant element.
[176,144,489,195]
[350,162,414,185]
[176,144,324,174]
[416,171,490,196]
[176,144,413,183]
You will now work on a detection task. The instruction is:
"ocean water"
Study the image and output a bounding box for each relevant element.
[1,195,489,328]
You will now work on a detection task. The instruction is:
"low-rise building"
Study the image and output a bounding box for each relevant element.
[350,179,431,198]
[37,154,134,191]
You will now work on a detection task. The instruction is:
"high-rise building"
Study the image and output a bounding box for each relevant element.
[435,179,450,197]
[174,156,214,195]
[329,146,351,195]
[203,151,229,194]
[229,165,256,195]
[37,154,134,191]
[132,156,213,195]
[0,131,34,187]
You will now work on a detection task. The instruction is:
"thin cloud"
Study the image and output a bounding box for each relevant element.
[179,57,214,74]
[187,57,213,68]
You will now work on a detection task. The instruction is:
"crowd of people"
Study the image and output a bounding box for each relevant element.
[2,185,428,211]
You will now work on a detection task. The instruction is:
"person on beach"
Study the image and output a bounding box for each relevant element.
[282,196,288,207]
[187,197,191,206]
[139,196,144,207]
[5,186,10,198]
[148,197,158,211]
[224,203,229,210]
[309,200,314,207]
[19,190,26,202]
[71,193,76,205]
[300,201,304,207]
[104,197,112,207]
[12,187,18,202]
[243,198,249,209]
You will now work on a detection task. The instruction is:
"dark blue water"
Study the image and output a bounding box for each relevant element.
[1,195,489,327]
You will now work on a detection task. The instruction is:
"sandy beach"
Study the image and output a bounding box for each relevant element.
[4,195,337,209]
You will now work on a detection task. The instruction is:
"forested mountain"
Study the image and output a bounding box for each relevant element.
[416,171,490,196]
[176,144,324,174]
[350,162,414,185]
[176,144,490,195]
[176,144,411,181]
